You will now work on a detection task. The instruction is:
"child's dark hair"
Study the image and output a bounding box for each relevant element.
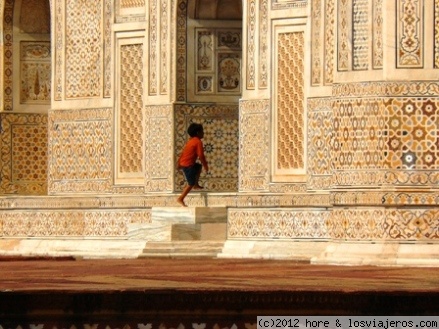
[187,123,203,137]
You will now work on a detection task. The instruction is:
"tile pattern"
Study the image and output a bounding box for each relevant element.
[174,104,239,192]
[324,0,335,84]
[145,105,174,192]
[352,0,369,70]
[48,108,113,193]
[65,0,102,98]
[311,0,321,86]
[3,0,13,111]
[119,43,144,175]
[333,81,439,187]
[307,98,332,190]
[228,208,331,239]
[149,0,158,95]
[229,207,439,241]
[336,0,383,73]
[397,0,423,68]
[259,0,268,89]
[0,113,48,195]
[276,31,304,171]
[160,0,169,95]
[55,0,112,99]
[247,0,256,89]
[337,0,350,71]
[239,99,270,191]
[176,0,188,102]
[0,210,151,237]
[373,0,383,69]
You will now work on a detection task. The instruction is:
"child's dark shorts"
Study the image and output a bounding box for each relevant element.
[181,163,202,186]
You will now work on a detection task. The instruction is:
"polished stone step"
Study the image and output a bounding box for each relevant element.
[145,206,228,242]
[140,241,225,258]
[151,206,227,224]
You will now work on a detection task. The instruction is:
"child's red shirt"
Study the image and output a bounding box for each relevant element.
[178,137,208,169]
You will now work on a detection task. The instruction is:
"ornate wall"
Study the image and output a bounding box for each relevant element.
[1,0,439,263]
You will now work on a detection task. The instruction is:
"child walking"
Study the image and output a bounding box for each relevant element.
[177,123,209,207]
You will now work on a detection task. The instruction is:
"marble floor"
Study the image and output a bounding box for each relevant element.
[0,257,438,326]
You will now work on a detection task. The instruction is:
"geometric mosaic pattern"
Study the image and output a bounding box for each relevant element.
[65,0,102,98]
[307,98,332,190]
[174,104,239,192]
[352,0,369,70]
[276,31,304,171]
[3,0,14,111]
[333,82,439,187]
[118,43,144,176]
[144,105,174,192]
[336,0,383,72]
[48,108,113,194]
[0,113,48,195]
[228,208,331,240]
[229,207,439,241]
[239,99,270,191]
[0,210,151,237]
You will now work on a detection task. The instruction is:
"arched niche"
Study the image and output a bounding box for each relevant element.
[188,0,242,20]
[3,0,51,113]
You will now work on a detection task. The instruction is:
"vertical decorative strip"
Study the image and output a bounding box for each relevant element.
[324,0,335,84]
[338,0,350,71]
[3,0,13,110]
[160,0,168,94]
[277,32,305,171]
[247,0,256,89]
[149,0,157,95]
[259,0,268,89]
[65,0,102,98]
[119,43,144,176]
[55,0,63,100]
[176,0,187,102]
[435,0,439,68]
[311,0,322,86]
[397,0,423,68]
[372,0,383,69]
[104,0,112,97]
[352,0,369,70]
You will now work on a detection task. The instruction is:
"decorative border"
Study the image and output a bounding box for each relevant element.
[259,0,269,88]
[3,0,13,111]
[396,0,423,68]
[246,0,256,89]
[324,0,335,84]
[332,81,439,97]
[272,0,307,10]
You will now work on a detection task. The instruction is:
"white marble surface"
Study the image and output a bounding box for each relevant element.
[151,207,227,224]
[0,239,146,259]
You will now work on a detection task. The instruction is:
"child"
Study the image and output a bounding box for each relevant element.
[177,123,209,207]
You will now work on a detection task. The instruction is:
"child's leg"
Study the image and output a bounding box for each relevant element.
[193,164,204,189]
[177,185,193,207]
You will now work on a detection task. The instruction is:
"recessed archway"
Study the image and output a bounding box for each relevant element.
[188,0,242,20]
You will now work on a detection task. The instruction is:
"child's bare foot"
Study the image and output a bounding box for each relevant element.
[177,198,187,207]
[193,185,204,190]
